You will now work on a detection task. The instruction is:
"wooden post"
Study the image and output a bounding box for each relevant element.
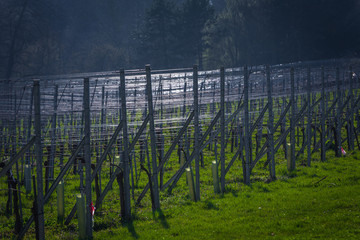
[289,67,296,171]
[132,79,137,121]
[186,168,196,201]
[83,77,93,238]
[159,82,165,188]
[130,147,135,200]
[0,122,2,160]
[282,78,287,159]
[57,180,65,223]
[321,67,326,162]
[209,81,216,151]
[120,69,132,220]
[183,81,187,118]
[12,90,23,235]
[33,79,45,239]
[48,84,58,192]
[212,161,220,194]
[212,81,216,118]
[266,66,275,179]
[220,67,226,191]
[286,143,291,171]
[307,68,312,166]
[226,82,231,113]
[349,66,354,150]
[25,87,33,193]
[336,67,342,157]
[70,92,74,160]
[145,65,160,210]
[76,193,86,240]
[99,86,105,190]
[244,66,251,185]
[24,164,31,194]
[193,65,200,201]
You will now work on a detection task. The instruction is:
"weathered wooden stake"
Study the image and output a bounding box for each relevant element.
[100,86,105,190]
[193,65,200,201]
[183,81,187,118]
[25,87,33,193]
[57,180,64,224]
[266,66,275,179]
[336,67,342,157]
[220,67,226,191]
[307,68,312,166]
[349,66,355,150]
[286,143,291,170]
[289,68,296,171]
[48,84,58,193]
[120,69,132,220]
[282,77,287,159]
[84,77,93,238]
[244,66,251,185]
[145,65,160,210]
[33,79,45,239]
[24,164,31,194]
[320,67,326,161]
[211,161,220,194]
[70,92,74,158]
[76,193,86,240]
[186,168,196,201]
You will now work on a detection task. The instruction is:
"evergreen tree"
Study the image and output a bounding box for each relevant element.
[180,0,214,69]
[136,0,180,69]
[204,0,255,68]
[204,0,360,68]
[0,0,63,78]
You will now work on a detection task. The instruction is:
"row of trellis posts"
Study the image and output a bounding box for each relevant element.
[1,60,360,239]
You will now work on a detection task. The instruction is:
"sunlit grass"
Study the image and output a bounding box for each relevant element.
[4,149,356,239]
[1,94,360,239]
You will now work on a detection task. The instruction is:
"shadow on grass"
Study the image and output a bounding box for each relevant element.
[94,222,110,231]
[152,209,169,229]
[123,220,139,239]
[223,186,238,197]
[203,199,219,210]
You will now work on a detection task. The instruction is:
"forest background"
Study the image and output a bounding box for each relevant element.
[1,0,359,79]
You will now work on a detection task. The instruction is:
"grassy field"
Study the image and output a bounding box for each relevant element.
[88,150,360,240]
[2,148,357,239]
[1,97,360,240]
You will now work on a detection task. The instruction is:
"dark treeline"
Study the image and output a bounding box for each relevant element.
[1,0,359,79]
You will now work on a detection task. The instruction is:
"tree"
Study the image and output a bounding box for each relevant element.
[136,0,180,69]
[0,0,66,79]
[180,0,214,69]
[204,0,360,69]
[204,0,257,68]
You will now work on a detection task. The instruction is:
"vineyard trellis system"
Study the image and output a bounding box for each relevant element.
[1,58,360,239]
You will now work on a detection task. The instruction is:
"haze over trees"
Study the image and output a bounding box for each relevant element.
[0,0,359,78]
[205,0,360,68]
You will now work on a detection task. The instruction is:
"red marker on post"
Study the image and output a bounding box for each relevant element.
[341,147,346,156]
[90,202,96,227]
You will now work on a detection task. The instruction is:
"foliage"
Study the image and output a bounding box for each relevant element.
[204,0,360,68]
[2,144,360,239]
[1,0,360,78]
[179,0,214,69]
[135,0,181,69]
[0,0,63,78]
[135,0,214,70]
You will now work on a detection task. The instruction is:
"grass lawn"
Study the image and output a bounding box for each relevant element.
[89,151,360,240]
[2,149,360,239]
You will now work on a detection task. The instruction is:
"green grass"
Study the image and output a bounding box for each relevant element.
[3,149,356,239]
[89,151,360,240]
[2,148,360,239]
[1,94,360,239]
